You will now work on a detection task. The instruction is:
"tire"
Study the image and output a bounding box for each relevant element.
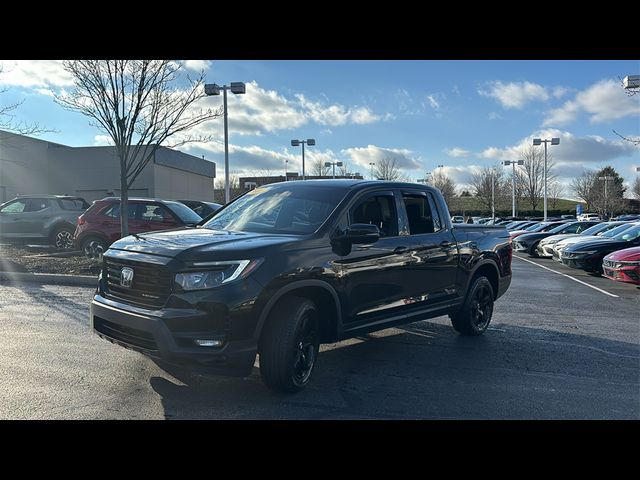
[449,276,495,336]
[528,241,540,258]
[81,236,108,259]
[51,225,75,250]
[259,296,320,394]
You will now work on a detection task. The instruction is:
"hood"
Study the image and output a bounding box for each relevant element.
[108,227,302,259]
[565,238,626,252]
[604,247,640,262]
[540,233,579,245]
[516,231,554,242]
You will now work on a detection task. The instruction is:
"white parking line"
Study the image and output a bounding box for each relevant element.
[513,255,619,298]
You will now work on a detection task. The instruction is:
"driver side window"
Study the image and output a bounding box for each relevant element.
[350,194,398,237]
[1,199,28,214]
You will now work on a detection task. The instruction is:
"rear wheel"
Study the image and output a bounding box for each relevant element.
[51,225,74,250]
[259,296,320,393]
[450,276,494,336]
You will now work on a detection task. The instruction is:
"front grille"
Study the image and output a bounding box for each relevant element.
[93,316,158,351]
[104,258,172,309]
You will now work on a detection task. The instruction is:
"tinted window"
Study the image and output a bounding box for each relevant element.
[165,201,202,224]
[59,198,88,210]
[204,185,344,235]
[102,203,137,219]
[140,204,168,223]
[613,225,640,241]
[351,194,398,237]
[403,195,434,235]
[581,223,608,235]
[1,199,28,213]
[602,224,635,238]
[27,198,51,212]
[526,223,546,232]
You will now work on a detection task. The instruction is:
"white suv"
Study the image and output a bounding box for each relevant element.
[578,213,600,221]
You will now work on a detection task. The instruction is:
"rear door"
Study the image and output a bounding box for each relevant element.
[397,189,460,308]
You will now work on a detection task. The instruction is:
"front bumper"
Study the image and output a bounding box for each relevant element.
[560,256,601,272]
[602,266,640,285]
[513,241,529,252]
[536,244,555,257]
[90,295,257,376]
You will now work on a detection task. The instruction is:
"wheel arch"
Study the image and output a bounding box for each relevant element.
[254,280,342,345]
[468,261,500,299]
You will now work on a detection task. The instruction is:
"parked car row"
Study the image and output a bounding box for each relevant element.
[508,218,640,285]
[0,194,222,255]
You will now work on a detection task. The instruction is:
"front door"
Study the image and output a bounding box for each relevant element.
[0,198,30,237]
[336,191,413,330]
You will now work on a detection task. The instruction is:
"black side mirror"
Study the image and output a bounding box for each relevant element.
[345,223,380,244]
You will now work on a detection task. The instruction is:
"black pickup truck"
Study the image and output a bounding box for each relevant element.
[90,180,512,393]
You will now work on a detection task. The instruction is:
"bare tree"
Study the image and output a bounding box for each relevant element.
[570,170,598,212]
[519,145,556,214]
[548,180,565,209]
[374,157,402,181]
[634,177,640,199]
[337,161,349,177]
[469,166,506,213]
[55,60,221,237]
[430,170,457,205]
[0,64,50,138]
[613,77,640,146]
[592,166,625,218]
[310,158,330,177]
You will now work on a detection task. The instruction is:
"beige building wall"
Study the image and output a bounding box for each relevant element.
[154,163,214,201]
[0,131,56,201]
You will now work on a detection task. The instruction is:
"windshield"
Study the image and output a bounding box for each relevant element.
[165,201,203,224]
[601,223,636,238]
[203,185,345,234]
[525,223,545,232]
[548,223,573,234]
[580,223,609,235]
[612,225,640,242]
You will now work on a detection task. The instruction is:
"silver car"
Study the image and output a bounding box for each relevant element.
[0,194,88,249]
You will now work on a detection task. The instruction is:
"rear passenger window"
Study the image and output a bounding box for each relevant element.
[27,199,51,212]
[102,203,138,219]
[402,195,437,235]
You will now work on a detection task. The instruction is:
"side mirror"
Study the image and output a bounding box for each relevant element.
[345,223,380,244]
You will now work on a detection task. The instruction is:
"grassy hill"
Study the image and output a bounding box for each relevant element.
[447,196,581,217]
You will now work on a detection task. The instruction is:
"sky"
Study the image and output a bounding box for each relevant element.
[1,60,639,197]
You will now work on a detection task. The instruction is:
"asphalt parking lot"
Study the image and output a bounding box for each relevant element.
[0,255,637,419]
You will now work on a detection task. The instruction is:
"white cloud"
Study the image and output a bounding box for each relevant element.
[296,93,386,126]
[426,94,440,110]
[0,60,73,87]
[342,145,423,171]
[445,147,471,158]
[488,112,503,120]
[183,60,212,71]
[480,129,638,187]
[93,135,113,146]
[478,81,549,109]
[543,79,640,126]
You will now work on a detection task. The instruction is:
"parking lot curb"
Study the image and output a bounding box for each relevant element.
[0,271,98,287]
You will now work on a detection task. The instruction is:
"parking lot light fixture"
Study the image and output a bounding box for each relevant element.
[291,139,315,180]
[204,81,246,204]
[324,161,343,179]
[532,137,560,221]
[503,160,524,217]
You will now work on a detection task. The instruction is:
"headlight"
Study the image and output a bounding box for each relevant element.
[575,250,597,256]
[544,239,559,245]
[175,259,262,291]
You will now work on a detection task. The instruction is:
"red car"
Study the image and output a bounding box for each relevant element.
[602,247,640,285]
[73,197,202,257]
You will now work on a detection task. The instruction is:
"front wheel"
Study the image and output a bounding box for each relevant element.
[450,276,494,336]
[259,296,320,393]
[81,236,108,259]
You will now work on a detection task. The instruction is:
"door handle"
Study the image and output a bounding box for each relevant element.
[393,246,408,254]
[440,241,453,248]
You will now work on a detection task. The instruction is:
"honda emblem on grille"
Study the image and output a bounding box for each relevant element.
[120,267,134,287]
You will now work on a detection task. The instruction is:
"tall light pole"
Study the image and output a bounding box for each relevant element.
[284,159,289,180]
[369,162,376,179]
[491,168,496,222]
[291,138,315,180]
[204,82,246,204]
[533,137,560,221]
[503,160,524,217]
[598,175,614,220]
[325,161,343,179]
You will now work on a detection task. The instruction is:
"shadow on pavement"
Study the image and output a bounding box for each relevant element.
[148,320,639,420]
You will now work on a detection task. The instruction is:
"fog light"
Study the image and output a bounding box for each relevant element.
[194,339,224,347]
